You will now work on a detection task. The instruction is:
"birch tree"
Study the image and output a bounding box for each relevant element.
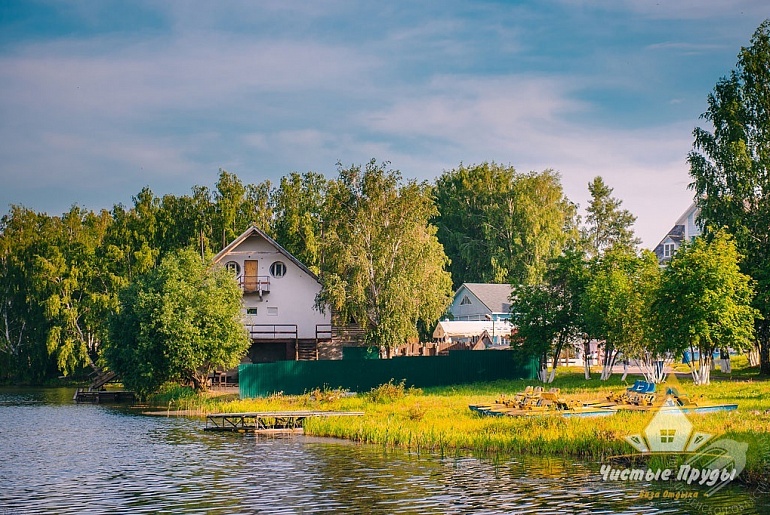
[583,249,659,380]
[688,20,770,376]
[655,232,757,385]
[320,160,453,357]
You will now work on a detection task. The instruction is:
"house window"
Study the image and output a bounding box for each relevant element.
[460,295,472,306]
[270,261,286,278]
[663,243,676,258]
[246,308,257,315]
[660,429,676,444]
[267,306,278,316]
[225,261,241,274]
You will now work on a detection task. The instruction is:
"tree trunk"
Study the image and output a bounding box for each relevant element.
[538,353,548,383]
[761,339,770,376]
[548,338,566,385]
[691,353,712,385]
[747,343,760,367]
[583,340,591,380]
[600,346,616,381]
[758,321,770,375]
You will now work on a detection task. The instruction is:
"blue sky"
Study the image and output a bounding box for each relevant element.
[1,1,767,248]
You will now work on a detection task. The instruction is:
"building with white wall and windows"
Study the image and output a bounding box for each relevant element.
[439,283,515,348]
[213,226,358,366]
[448,283,514,322]
[653,203,702,265]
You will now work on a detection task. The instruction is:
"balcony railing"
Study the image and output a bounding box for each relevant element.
[316,324,333,341]
[246,324,298,340]
[238,274,270,294]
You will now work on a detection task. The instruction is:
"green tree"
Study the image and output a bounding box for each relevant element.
[583,248,660,380]
[434,163,576,288]
[105,248,250,397]
[101,188,161,283]
[241,180,274,237]
[655,232,757,385]
[272,171,327,273]
[213,169,247,250]
[320,160,453,357]
[434,162,513,287]
[688,20,770,375]
[583,176,640,257]
[34,206,114,376]
[510,249,588,383]
[504,170,578,285]
[0,207,57,382]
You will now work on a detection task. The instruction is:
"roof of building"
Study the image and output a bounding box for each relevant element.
[459,283,513,313]
[212,226,320,283]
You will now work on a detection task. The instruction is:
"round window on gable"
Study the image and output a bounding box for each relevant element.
[225,261,241,275]
[269,261,286,278]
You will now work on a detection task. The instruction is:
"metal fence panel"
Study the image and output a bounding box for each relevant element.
[239,350,538,398]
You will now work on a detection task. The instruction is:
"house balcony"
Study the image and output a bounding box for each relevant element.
[238,274,270,295]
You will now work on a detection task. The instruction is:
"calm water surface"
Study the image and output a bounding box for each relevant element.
[0,388,767,514]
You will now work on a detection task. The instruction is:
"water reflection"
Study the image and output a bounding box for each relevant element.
[0,388,767,514]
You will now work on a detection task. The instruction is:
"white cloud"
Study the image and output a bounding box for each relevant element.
[355,73,698,248]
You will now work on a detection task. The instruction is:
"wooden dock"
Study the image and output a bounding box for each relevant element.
[204,410,364,433]
[73,388,136,404]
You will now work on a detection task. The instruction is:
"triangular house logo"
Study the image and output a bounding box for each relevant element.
[608,382,748,498]
[624,399,712,455]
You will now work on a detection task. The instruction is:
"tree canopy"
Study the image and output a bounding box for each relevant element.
[582,248,660,380]
[583,176,641,257]
[655,232,757,385]
[104,248,250,397]
[320,160,453,356]
[510,249,588,383]
[688,19,770,375]
[434,163,577,288]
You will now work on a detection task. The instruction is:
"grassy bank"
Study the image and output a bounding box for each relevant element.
[153,357,770,486]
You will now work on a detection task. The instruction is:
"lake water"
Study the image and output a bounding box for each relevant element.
[0,388,767,514]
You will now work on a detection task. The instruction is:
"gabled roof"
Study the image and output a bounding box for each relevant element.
[652,203,700,262]
[458,283,513,313]
[212,226,320,283]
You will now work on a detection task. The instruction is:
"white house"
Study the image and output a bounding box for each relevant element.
[653,203,701,265]
[448,283,513,322]
[213,226,335,363]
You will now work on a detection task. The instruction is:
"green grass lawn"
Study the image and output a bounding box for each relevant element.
[154,355,770,485]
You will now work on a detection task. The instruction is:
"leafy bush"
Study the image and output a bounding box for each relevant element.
[306,385,349,403]
[366,379,422,403]
[148,383,198,405]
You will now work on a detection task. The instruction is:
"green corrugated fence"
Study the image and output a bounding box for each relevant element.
[239,350,538,398]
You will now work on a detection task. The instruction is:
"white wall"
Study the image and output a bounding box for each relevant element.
[449,286,488,320]
[220,233,329,339]
[686,209,701,241]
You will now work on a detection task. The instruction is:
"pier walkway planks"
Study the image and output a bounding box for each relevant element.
[204,410,364,433]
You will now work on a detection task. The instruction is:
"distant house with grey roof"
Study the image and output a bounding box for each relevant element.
[653,203,701,265]
[448,283,513,322]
